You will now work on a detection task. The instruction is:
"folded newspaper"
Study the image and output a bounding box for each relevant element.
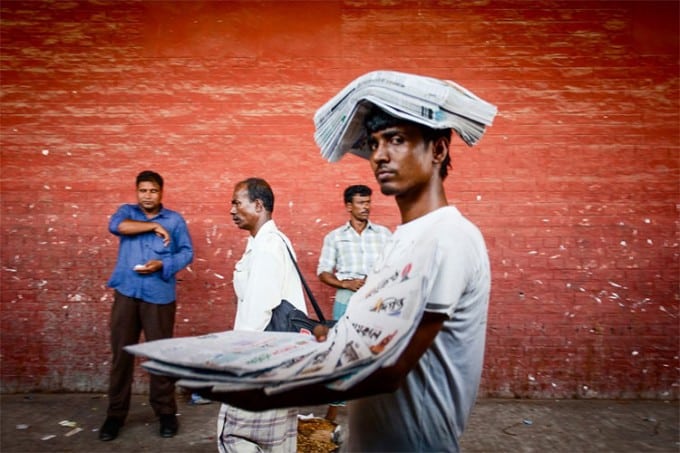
[125,235,438,394]
[314,70,498,162]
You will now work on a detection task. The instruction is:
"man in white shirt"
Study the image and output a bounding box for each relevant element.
[216,177,307,452]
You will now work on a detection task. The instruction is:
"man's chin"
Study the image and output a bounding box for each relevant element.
[379,185,398,196]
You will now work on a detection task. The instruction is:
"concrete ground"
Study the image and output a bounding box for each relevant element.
[0,393,678,452]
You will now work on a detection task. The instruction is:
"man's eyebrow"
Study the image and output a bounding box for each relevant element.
[375,129,401,140]
[376,126,404,136]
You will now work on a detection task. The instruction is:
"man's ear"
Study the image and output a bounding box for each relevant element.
[345,202,353,213]
[432,136,450,166]
[254,199,264,212]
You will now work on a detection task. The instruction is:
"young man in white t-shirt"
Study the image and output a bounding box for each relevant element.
[202,100,491,451]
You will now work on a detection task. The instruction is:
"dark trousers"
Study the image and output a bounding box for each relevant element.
[107,290,177,420]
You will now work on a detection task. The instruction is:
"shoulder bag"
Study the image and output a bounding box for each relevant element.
[265,239,336,334]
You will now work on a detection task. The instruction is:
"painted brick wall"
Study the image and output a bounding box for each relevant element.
[1,0,678,399]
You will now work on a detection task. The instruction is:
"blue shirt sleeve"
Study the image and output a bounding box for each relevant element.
[160,214,194,281]
[109,204,134,236]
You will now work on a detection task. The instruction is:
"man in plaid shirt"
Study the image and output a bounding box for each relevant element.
[316,184,391,421]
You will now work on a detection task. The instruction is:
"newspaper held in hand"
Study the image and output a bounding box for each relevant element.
[124,235,438,393]
[125,331,320,376]
[313,70,498,162]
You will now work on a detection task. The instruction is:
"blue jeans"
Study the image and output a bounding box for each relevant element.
[332,288,354,320]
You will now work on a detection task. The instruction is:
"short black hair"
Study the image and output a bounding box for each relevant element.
[238,177,275,213]
[344,185,372,204]
[136,170,163,188]
[364,105,452,179]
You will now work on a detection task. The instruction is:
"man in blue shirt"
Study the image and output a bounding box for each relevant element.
[99,170,194,442]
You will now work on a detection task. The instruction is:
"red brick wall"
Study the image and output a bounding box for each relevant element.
[1,0,678,399]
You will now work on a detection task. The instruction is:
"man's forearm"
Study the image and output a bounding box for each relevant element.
[117,219,158,235]
[319,271,345,289]
[202,364,401,411]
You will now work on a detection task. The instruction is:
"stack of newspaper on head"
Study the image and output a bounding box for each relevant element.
[125,239,438,395]
[314,70,498,162]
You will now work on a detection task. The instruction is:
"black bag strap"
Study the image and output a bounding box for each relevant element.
[279,238,327,323]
